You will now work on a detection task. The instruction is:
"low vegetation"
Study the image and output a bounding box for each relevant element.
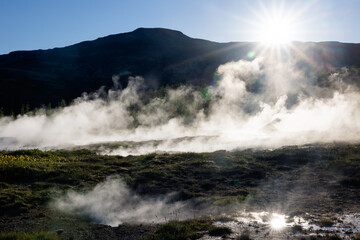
[208,226,232,236]
[318,217,334,227]
[144,216,213,240]
[0,143,359,239]
[354,233,360,240]
[0,151,70,168]
[237,229,251,240]
[326,235,342,240]
[291,224,303,233]
[0,232,60,240]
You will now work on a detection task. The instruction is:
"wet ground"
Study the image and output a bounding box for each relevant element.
[199,211,360,239]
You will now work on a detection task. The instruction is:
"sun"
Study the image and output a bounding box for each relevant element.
[259,16,294,45]
[249,1,305,46]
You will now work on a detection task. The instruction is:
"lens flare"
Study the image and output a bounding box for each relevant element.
[247,51,256,59]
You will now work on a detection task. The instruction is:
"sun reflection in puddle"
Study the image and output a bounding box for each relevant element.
[208,211,360,240]
[236,211,288,229]
[270,213,287,230]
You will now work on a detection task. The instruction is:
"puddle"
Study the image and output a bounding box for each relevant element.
[303,213,360,238]
[199,211,360,239]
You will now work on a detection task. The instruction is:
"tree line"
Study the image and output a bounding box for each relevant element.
[0,99,67,118]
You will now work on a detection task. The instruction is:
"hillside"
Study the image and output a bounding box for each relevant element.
[0,28,360,114]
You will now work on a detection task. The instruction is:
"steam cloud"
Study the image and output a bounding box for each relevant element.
[1,55,360,155]
[53,176,196,226]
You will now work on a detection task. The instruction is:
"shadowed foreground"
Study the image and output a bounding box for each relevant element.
[0,143,359,239]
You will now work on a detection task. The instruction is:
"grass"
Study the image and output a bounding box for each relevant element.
[326,235,342,240]
[0,143,360,238]
[354,233,360,240]
[291,225,303,233]
[144,216,213,240]
[212,195,247,206]
[150,221,191,240]
[0,232,60,240]
[143,216,233,239]
[318,218,334,227]
[237,229,251,240]
[208,226,232,236]
[0,151,69,168]
[1,143,360,217]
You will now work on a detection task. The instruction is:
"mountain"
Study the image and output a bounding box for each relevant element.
[0,28,360,114]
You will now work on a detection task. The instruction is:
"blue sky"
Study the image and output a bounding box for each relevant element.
[1,0,359,54]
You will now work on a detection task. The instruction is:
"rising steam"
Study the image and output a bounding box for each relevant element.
[53,176,196,226]
[1,56,360,155]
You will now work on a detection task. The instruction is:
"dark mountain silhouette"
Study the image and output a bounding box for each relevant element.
[0,27,360,114]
